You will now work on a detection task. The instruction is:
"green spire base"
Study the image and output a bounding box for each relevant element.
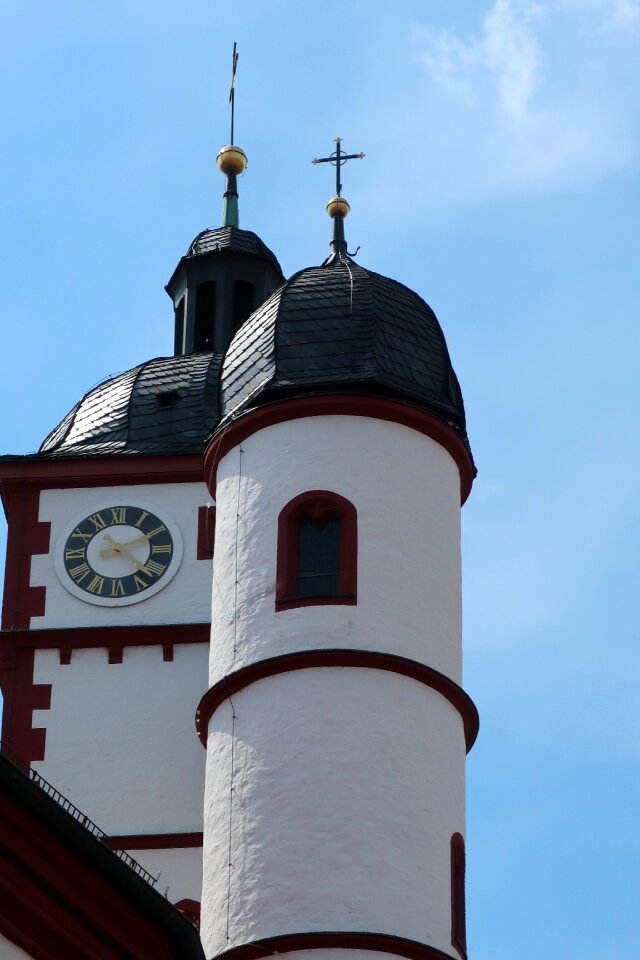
[221,173,239,228]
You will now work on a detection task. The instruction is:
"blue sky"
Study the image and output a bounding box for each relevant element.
[1,1,639,956]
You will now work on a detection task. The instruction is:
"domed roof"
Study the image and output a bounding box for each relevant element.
[219,256,472,453]
[40,353,222,458]
[185,226,282,275]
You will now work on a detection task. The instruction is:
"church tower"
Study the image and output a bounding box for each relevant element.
[196,144,477,960]
[0,71,477,958]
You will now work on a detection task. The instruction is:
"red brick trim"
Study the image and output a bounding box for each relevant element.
[1,486,50,631]
[196,649,479,753]
[197,504,216,559]
[0,454,203,489]
[0,647,51,766]
[216,931,457,960]
[103,832,203,850]
[205,396,474,504]
[276,491,357,611]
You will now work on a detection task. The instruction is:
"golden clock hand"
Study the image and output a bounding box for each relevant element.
[117,545,149,574]
[118,534,150,549]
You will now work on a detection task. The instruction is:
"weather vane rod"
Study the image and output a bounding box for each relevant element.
[229,41,239,145]
[312,137,365,196]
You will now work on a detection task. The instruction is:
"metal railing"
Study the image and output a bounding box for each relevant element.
[1,745,158,887]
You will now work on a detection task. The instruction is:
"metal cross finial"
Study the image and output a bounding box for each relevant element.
[229,42,239,144]
[312,137,365,196]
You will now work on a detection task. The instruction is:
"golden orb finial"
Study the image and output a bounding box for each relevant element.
[326,195,350,219]
[216,145,248,176]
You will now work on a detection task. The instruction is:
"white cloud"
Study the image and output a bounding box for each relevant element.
[415,0,543,125]
[559,0,640,31]
[402,0,640,204]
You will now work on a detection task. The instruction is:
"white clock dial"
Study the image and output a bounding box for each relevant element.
[54,501,183,606]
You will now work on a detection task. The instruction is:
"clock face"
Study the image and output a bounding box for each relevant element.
[54,503,183,606]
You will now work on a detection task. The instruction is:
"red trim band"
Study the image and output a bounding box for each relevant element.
[205,396,474,504]
[6,622,210,652]
[103,832,203,851]
[0,454,203,489]
[215,931,457,960]
[196,649,478,753]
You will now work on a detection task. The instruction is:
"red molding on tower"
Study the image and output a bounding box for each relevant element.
[0,453,203,490]
[215,931,458,960]
[196,649,479,753]
[103,832,203,850]
[205,396,474,504]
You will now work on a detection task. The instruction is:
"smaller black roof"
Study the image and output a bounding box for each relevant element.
[40,353,222,458]
[185,226,283,276]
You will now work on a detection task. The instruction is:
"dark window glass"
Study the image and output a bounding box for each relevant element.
[451,833,467,958]
[174,297,185,355]
[233,280,254,330]
[194,282,216,351]
[296,514,341,597]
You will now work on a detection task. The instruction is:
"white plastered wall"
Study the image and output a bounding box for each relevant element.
[210,416,462,684]
[31,482,212,628]
[32,643,207,835]
[121,846,203,905]
[202,669,466,958]
[0,935,33,959]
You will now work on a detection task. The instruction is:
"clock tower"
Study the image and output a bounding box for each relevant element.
[0,144,284,907]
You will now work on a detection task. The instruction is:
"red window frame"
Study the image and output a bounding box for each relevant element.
[276,490,357,611]
[451,832,467,959]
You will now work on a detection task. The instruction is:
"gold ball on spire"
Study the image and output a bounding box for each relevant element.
[326,195,350,218]
[216,145,248,175]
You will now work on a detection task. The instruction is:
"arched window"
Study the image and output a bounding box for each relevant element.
[451,832,467,959]
[276,491,357,611]
[194,281,216,351]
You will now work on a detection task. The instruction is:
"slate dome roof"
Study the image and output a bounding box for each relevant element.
[40,353,222,458]
[220,256,472,453]
[184,226,283,274]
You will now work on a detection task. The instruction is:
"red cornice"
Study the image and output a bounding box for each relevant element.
[196,649,479,753]
[3,622,210,652]
[215,931,458,960]
[0,454,204,491]
[103,832,203,850]
[205,397,474,504]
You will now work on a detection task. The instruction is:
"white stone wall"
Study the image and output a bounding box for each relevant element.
[202,669,465,958]
[32,643,207,835]
[210,416,462,684]
[31,482,212,629]
[202,415,466,959]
